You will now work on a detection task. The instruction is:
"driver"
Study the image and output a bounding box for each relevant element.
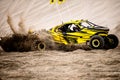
[68,24,80,32]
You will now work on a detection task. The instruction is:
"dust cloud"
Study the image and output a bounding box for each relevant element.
[36,30,91,51]
[0,14,90,52]
[0,30,91,52]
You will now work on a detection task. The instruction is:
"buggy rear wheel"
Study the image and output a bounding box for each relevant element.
[106,34,119,49]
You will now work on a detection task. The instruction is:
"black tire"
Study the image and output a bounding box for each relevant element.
[106,34,119,49]
[89,35,105,49]
[37,42,46,51]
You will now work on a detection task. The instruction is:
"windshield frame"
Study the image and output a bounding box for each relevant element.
[80,20,99,28]
[87,21,98,27]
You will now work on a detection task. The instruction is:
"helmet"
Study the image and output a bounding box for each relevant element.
[69,24,76,31]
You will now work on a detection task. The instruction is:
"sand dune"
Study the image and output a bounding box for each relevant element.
[0,0,120,36]
[0,0,120,80]
[0,47,120,80]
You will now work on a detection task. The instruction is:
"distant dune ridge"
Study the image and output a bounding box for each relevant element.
[0,0,120,36]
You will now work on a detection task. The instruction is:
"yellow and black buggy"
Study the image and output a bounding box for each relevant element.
[49,20,119,49]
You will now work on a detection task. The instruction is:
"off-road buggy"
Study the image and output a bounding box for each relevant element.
[49,20,119,49]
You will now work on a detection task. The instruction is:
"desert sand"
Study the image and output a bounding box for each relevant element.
[0,0,120,80]
[0,46,120,80]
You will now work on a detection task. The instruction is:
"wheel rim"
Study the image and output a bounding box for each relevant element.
[38,42,45,50]
[92,39,100,48]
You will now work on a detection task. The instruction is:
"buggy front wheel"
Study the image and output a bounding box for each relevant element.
[89,35,105,49]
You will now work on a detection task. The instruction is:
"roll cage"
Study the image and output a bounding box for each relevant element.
[58,23,81,33]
